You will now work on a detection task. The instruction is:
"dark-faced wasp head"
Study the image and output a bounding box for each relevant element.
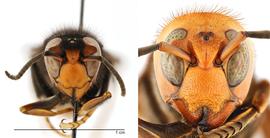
[5,0,125,138]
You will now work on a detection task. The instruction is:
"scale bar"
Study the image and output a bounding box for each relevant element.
[14,128,125,131]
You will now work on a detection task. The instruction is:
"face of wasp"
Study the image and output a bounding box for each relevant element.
[153,12,254,130]
[44,33,102,100]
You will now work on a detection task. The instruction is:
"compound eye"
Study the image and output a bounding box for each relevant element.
[44,38,62,79]
[227,42,250,87]
[82,37,98,56]
[82,37,101,77]
[160,52,185,86]
[165,28,187,43]
[225,29,237,41]
[45,37,62,51]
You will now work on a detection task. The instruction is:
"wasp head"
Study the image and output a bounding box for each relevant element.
[44,31,102,100]
[154,12,254,130]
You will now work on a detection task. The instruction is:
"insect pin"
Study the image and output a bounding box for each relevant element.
[138,9,270,138]
[5,0,125,138]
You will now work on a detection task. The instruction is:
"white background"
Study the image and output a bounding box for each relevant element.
[0,0,270,138]
[0,0,137,138]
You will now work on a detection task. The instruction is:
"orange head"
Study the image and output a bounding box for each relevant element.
[153,11,254,130]
[44,31,102,100]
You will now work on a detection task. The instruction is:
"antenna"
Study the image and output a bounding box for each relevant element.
[79,0,85,32]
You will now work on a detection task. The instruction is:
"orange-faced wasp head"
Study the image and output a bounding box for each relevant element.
[138,11,270,130]
[154,12,254,130]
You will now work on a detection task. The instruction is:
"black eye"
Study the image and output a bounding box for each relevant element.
[165,28,187,43]
[225,29,237,41]
[160,52,185,86]
[227,41,250,87]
